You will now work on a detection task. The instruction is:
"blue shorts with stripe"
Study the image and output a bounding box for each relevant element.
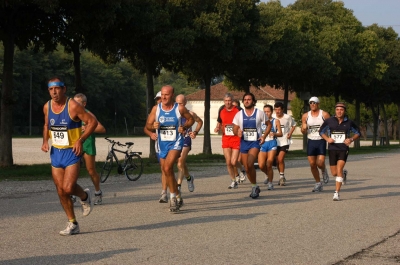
[260,139,278,152]
[50,147,81,169]
[159,138,184,159]
[240,140,260,153]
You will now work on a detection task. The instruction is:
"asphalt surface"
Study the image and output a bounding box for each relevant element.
[1,138,399,264]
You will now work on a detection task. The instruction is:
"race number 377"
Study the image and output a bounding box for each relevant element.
[331,131,345,143]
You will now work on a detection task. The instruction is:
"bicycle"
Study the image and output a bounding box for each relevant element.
[100,137,143,183]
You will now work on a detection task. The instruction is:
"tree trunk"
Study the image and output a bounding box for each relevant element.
[302,99,308,152]
[398,103,400,144]
[283,84,289,114]
[0,35,15,167]
[354,99,360,149]
[380,103,390,146]
[202,73,212,154]
[71,41,83,93]
[371,104,378,147]
[145,62,156,160]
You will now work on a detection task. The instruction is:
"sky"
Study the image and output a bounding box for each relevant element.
[263,0,400,36]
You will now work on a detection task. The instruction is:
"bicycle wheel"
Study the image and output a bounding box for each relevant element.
[124,154,143,181]
[100,153,113,183]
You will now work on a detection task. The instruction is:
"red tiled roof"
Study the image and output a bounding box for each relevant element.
[186,83,296,101]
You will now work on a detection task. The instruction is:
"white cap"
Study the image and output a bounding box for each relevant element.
[154,91,161,99]
[309,96,320,103]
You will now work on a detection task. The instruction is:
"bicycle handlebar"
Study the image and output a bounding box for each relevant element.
[104,137,126,147]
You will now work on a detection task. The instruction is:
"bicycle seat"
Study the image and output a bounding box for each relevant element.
[125,142,134,147]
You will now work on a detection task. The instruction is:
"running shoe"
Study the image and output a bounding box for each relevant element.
[249,186,260,199]
[94,191,102,205]
[322,170,329,184]
[159,193,168,203]
[267,182,274,190]
[228,181,238,189]
[263,178,269,185]
[343,169,348,185]
[278,177,286,186]
[333,191,340,201]
[239,171,246,183]
[312,182,323,192]
[59,222,80,236]
[80,188,93,217]
[235,175,240,183]
[70,195,77,204]
[187,175,195,192]
[169,197,180,213]
[177,197,183,207]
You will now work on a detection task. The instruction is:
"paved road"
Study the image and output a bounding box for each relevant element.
[1,140,399,264]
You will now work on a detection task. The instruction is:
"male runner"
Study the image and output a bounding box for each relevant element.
[214,93,242,189]
[272,102,296,186]
[175,94,203,193]
[319,102,360,201]
[145,85,194,212]
[233,93,270,198]
[73,93,106,204]
[41,77,98,235]
[301,96,330,192]
[144,92,169,203]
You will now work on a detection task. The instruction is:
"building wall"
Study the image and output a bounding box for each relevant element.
[187,100,293,134]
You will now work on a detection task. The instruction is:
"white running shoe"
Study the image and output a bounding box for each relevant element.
[267,182,274,190]
[80,188,93,217]
[159,193,168,203]
[278,177,286,186]
[59,222,80,236]
[169,197,180,213]
[228,181,238,189]
[239,171,246,183]
[333,191,340,201]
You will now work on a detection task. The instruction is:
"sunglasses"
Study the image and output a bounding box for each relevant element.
[309,101,318,105]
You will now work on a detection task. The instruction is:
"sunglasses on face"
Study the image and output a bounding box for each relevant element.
[309,101,318,105]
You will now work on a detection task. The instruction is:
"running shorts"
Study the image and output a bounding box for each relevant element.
[50,147,81,169]
[307,139,327,156]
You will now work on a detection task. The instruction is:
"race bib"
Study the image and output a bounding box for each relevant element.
[160,126,176,141]
[50,126,69,146]
[224,124,234,136]
[308,125,320,137]
[331,131,345,143]
[243,128,257,141]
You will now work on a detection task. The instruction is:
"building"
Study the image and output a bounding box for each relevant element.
[185,83,296,134]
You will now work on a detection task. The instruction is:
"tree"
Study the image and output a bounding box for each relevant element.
[0,1,58,167]
[177,0,261,154]
[91,0,197,158]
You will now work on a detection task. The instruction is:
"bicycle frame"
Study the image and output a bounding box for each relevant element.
[100,137,143,183]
